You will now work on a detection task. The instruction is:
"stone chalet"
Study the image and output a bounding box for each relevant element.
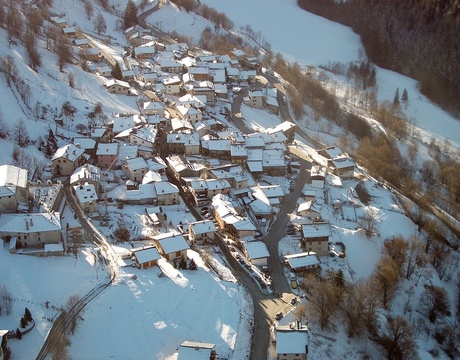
[244,90,264,109]
[134,45,156,59]
[160,59,184,74]
[143,101,165,116]
[166,132,201,156]
[230,144,248,166]
[176,105,202,125]
[209,166,249,192]
[70,164,102,196]
[297,201,321,221]
[162,76,182,95]
[132,246,161,269]
[122,157,148,182]
[276,321,309,360]
[73,183,98,213]
[265,121,296,144]
[0,212,61,250]
[201,139,232,159]
[0,165,29,214]
[328,156,355,179]
[212,194,256,240]
[310,166,326,189]
[154,181,179,205]
[105,79,130,95]
[187,179,231,206]
[52,144,86,176]
[301,222,332,256]
[166,156,207,184]
[73,137,96,157]
[188,219,217,245]
[153,232,190,261]
[116,124,157,150]
[96,142,119,169]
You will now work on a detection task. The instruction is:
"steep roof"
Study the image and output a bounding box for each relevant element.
[0,212,61,233]
[0,165,28,196]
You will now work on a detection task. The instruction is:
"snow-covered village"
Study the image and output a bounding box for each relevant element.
[0,0,459,359]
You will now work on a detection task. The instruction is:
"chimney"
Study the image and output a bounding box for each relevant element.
[25,220,29,231]
[29,217,33,227]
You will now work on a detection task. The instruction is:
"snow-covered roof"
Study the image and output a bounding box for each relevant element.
[154,181,179,195]
[301,222,332,238]
[73,137,96,150]
[143,101,165,112]
[70,164,101,185]
[154,233,189,254]
[284,252,320,269]
[74,183,98,204]
[247,161,263,173]
[117,143,138,163]
[189,220,216,235]
[177,105,202,117]
[124,157,148,171]
[0,212,61,233]
[52,144,85,161]
[112,115,144,134]
[96,142,119,156]
[123,184,157,201]
[146,157,167,172]
[232,218,257,231]
[330,156,355,169]
[133,246,162,264]
[244,241,269,260]
[318,146,345,159]
[230,144,247,157]
[105,79,130,89]
[0,165,28,196]
[276,322,309,354]
[142,170,162,184]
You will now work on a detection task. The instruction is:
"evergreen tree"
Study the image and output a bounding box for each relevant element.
[401,88,408,106]
[12,119,29,148]
[123,0,138,29]
[393,88,400,108]
[47,129,58,152]
[20,317,27,328]
[332,269,346,290]
[16,328,22,340]
[111,62,123,80]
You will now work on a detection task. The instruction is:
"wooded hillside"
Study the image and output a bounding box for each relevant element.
[297,0,460,117]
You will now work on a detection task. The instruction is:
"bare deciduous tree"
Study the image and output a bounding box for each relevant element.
[12,119,29,147]
[373,257,400,309]
[1,54,17,86]
[375,316,418,360]
[307,280,338,330]
[383,236,408,276]
[358,210,379,238]
[405,235,426,280]
[420,285,450,323]
[94,13,107,35]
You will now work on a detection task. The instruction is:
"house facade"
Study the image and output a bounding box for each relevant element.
[0,165,29,214]
[52,144,86,176]
[301,222,332,256]
[0,212,62,249]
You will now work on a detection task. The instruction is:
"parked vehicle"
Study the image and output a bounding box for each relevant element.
[275,311,283,320]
